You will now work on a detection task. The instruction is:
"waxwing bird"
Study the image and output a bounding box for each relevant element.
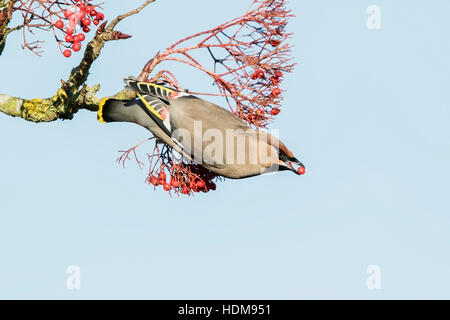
[97,77,305,179]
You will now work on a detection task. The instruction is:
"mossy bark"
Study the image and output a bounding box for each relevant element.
[0,88,90,122]
[0,87,134,122]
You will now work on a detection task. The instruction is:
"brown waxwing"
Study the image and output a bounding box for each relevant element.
[97,77,305,179]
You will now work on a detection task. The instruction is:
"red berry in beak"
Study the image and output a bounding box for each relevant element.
[297,167,306,175]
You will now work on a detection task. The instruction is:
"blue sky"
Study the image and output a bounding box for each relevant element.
[1,0,450,299]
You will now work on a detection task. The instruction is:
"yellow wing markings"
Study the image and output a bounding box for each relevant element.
[137,93,164,121]
[135,81,175,98]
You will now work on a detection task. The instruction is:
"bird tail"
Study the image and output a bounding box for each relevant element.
[97,97,193,163]
[97,96,172,137]
[97,98,138,123]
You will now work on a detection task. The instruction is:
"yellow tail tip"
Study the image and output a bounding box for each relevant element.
[97,97,109,123]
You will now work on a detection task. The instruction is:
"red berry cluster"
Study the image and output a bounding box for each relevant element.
[147,163,218,195]
[53,0,105,58]
[250,69,283,99]
[140,0,294,128]
[248,68,284,120]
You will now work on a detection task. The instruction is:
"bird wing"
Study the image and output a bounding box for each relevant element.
[123,77,225,168]
[168,96,250,169]
[169,96,249,131]
[123,77,175,133]
[124,76,176,103]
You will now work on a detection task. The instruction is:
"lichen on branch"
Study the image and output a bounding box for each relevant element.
[0,85,100,122]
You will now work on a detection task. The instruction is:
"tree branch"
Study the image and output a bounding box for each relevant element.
[0,87,131,122]
[0,0,156,122]
[0,0,16,55]
[107,0,155,31]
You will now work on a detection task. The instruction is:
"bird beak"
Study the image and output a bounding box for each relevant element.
[278,160,306,175]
